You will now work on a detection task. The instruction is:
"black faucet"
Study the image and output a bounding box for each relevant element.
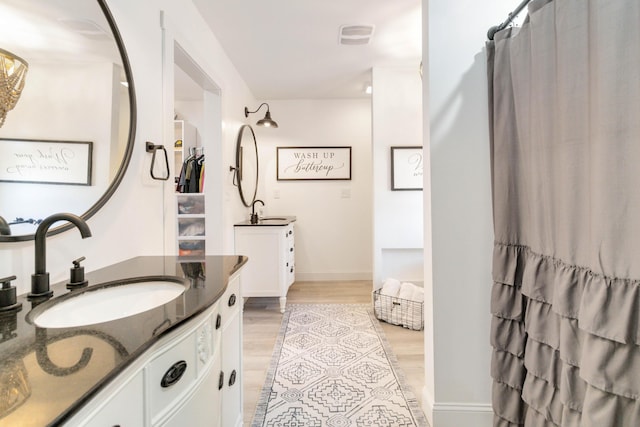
[29,213,92,299]
[0,215,10,236]
[250,199,265,224]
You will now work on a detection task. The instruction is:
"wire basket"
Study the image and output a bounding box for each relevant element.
[372,289,424,331]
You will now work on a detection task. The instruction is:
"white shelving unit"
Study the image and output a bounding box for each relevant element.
[174,119,204,256]
[173,120,197,184]
[177,193,205,256]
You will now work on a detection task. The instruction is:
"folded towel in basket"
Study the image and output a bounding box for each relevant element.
[381,277,401,297]
[398,282,417,301]
[375,279,424,329]
[395,282,424,330]
[374,296,400,325]
[375,279,401,325]
[412,286,424,302]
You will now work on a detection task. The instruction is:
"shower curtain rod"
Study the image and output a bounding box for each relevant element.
[487,0,532,40]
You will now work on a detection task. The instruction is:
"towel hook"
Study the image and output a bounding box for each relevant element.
[146,141,170,181]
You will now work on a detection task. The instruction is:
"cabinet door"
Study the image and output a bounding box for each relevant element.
[285,224,295,286]
[77,370,144,427]
[234,229,282,296]
[221,307,242,427]
[160,356,221,427]
[148,333,198,424]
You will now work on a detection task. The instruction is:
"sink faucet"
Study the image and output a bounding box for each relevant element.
[250,199,264,224]
[0,215,10,236]
[29,213,92,299]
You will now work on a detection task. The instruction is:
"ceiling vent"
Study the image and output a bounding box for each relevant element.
[339,25,375,45]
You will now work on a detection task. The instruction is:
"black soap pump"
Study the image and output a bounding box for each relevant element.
[0,275,22,313]
[67,256,88,289]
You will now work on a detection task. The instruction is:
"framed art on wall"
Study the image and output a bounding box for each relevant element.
[0,138,93,185]
[391,146,423,191]
[277,146,351,180]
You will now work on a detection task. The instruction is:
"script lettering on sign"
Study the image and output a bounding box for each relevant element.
[0,139,93,185]
[277,147,351,180]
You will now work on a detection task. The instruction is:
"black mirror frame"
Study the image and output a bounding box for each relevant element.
[0,0,137,242]
[234,125,258,208]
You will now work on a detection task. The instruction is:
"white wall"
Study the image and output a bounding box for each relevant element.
[0,0,256,296]
[251,99,373,281]
[372,66,424,287]
[0,62,121,232]
[423,0,515,425]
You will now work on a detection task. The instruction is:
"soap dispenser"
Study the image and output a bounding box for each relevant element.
[0,275,22,313]
[67,256,88,289]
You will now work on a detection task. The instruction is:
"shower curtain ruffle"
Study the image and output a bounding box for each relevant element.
[490,242,640,426]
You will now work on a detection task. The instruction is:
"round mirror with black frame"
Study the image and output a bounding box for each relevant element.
[0,0,136,242]
[232,124,258,208]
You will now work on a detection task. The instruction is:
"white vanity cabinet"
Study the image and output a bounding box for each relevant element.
[220,276,243,427]
[66,274,243,427]
[234,222,295,313]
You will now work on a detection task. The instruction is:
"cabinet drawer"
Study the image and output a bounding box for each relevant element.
[286,243,295,261]
[286,224,295,285]
[285,224,294,240]
[220,275,240,329]
[148,332,198,423]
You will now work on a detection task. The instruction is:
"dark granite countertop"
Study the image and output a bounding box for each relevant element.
[0,255,247,427]
[234,216,296,226]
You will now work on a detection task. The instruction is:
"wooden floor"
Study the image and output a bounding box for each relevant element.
[242,280,425,426]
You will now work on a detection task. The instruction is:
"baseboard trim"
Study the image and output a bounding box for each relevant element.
[433,402,493,413]
[295,272,372,282]
[422,386,435,426]
[422,388,493,427]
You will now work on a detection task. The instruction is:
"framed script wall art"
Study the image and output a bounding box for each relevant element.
[277,146,351,181]
[0,139,93,185]
[391,146,423,191]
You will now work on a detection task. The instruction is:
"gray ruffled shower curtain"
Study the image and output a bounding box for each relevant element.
[487,0,640,425]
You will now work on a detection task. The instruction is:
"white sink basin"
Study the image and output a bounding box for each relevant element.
[33,281,185,328]
[258,217,288,223]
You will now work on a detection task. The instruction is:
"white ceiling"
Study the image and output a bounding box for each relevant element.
[192,0,422,100]
[1,0,121,65]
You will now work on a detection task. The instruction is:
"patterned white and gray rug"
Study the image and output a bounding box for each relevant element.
[251,304,428,427]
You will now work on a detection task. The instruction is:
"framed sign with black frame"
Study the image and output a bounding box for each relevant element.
[277,146,351,180]
[390,146,423,191]
[0,138,93,185]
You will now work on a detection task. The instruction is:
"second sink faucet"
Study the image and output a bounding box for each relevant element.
[251,199,264,224]
[0,215,10,236]
[29,213,92,299]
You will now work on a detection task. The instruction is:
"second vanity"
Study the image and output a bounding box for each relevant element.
[234,217,295,313]
[0,255,246,427]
